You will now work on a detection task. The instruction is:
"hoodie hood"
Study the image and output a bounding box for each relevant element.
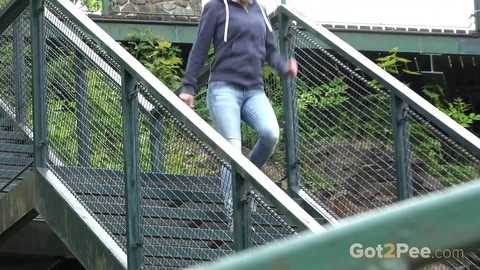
[217,0,272,42]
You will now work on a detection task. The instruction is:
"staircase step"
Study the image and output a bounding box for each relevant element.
[0,157,33,166]
[146,245,232,261]
[83,199,293,228]
[0,131,29,141]
[0,118,13,128]
[114,233,233,261]
[104,221,289,244]
[52,166,220,186]
[0,179,22,200]
[144,257,208,270]
[71,182,223,203]
[54,167,280,208]
[0,168,32,180]
[0,143,33,154]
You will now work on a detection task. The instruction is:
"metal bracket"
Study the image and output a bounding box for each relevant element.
[35,0,45,14]
[128,90,138,100]
[292,159,301,169]
[132,241,143,249]
[38,137,48,147]
[240,192,253,205]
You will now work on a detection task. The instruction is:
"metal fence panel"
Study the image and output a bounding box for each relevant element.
[39,1,300,268]
[0,8,34,200]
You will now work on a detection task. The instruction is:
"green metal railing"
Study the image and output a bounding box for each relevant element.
[275,6,480,269]
[194,179,480,270]
[272,6,480,220]
[0,4,34,197]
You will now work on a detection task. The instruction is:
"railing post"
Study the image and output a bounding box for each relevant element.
[391,94,412,200]
[121,68,142,269]
[232,169,252,251]
[30,0,48,167]
[75,51,91,167]
[278,13,300,196]
[13,15,26,125]
[101,0,109,15]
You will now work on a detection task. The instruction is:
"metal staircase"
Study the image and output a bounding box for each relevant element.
[0,0,319,269]
[0,113,33,199]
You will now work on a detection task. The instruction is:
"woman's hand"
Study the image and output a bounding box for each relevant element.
[285,59,298,77]
[179,93,195,109]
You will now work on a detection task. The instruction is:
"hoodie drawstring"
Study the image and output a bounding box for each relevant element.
[223,0,230,42]
[223,0,273,43]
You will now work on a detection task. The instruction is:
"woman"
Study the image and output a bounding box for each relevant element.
[179,0,297,229]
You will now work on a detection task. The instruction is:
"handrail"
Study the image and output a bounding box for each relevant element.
[194,179,480,270]
[276,5,480,157]
[0,0,28,34]
[49,0,323,232]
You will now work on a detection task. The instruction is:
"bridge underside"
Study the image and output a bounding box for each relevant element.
[91,15,480,55]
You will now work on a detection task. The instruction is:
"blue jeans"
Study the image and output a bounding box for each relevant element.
[207,82,280,221]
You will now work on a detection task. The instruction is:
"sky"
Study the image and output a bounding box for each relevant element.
[204,0,476,30]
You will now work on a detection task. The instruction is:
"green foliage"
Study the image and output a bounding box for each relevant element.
[297,76,349,112]
[296,77,350,139]
[47,56,124,169]
[0,0,9,8]
[375,47,420,76]
[423,84,480,128]
[123,28,184,90]
[409,121,479,185]
[69,0,102,12]
[372,48,480,186]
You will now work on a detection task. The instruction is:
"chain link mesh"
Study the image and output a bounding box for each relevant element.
[0,9,34,200]
[44,1,127,249]
[286,24,480,269]
[286,26,398,218]
[284,24,480,217]
[417,250,480,270]
[407,109,480,270]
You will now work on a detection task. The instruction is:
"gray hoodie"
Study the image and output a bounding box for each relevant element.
[181,0,288,95]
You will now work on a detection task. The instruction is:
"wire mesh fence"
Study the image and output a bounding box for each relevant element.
[407,109,480,270]
[417,250,480,270]
[39,1,300,268]
[284,24,480,222]
[283,21,480,270]
[0,9,34,199]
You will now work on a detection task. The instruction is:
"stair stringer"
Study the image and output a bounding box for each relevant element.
[0,168,127,270]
